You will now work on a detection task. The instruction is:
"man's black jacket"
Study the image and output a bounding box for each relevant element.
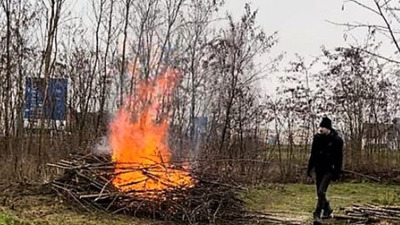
[307,129,344,178]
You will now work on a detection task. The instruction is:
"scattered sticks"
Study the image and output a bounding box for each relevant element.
[334,204,400,224]
[48,153,300,224]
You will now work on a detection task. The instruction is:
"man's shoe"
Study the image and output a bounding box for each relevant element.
[322,208,333,219]
[313,210,321,219]
[322,202,333,219]
[313,210,321,224]
[313,218,322,225]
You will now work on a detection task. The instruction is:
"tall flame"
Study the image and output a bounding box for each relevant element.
[110,68,193,193]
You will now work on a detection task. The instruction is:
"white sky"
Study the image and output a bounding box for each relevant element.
[68,0,398,96]
[224,0,395,58]
[70,0,396,62]
[222,0,397,95]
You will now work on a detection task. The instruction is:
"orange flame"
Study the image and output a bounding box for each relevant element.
[109,68,193,193]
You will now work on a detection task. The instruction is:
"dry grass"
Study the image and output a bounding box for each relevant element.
[243,182,400,223]
[1,182,399,224]
[0,183,158,225]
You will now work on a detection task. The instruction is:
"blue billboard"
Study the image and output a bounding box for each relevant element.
[24,78,68,120]
[193,117,208,137]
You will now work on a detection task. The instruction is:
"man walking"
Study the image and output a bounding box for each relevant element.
[307,117,343,224]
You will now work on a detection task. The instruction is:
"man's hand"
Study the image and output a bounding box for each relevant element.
[332,172,340,181]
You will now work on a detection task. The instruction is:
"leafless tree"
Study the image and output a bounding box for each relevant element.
[205,4,277,153]
[311,45,396,170]
[341,0,400,63]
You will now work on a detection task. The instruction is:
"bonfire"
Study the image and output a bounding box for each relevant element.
[48,67,306,224]
[50,67,400,225]
[49,68,247,224]
[109,67,193,195]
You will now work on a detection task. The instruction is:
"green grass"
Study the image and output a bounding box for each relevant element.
[1,182,399,224]
[243,182,400,218]
[0,209,152,225]
[0,212,30,225]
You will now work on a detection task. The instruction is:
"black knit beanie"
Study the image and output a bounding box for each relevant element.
[319,117,332,130]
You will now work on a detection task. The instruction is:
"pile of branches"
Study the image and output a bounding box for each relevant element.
[48,153,295,224]
[334,204,400,224]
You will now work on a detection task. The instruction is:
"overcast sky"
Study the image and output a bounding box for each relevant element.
[222,0,397,95]
[224,0,394,58]
[71,0,395,61]
[69,0,396,95]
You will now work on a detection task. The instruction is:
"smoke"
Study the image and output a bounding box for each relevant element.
[92,112,114,156]
[93,136,111,156]
[191,133,201,161]
[190,117,208,163]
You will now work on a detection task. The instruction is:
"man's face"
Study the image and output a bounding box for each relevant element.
[318,127,330,135]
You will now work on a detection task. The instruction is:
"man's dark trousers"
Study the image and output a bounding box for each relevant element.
[314,172,332,217]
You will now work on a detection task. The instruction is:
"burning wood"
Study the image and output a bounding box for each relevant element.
[108,68,194,193]
[47,69,304,224]
[48,153,302,224]
[49,153,236,223]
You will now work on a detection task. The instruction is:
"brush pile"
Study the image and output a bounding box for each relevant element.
[334,204,400,224]
[49,153,295,224]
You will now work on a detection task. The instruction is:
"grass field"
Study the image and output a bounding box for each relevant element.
[0,182,399,224]
[243,182,400,223]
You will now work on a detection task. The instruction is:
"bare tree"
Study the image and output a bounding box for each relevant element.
[39,0,65,131]
[97,0,116,134]
[0,0,278,184]
[119,0,132,106]
[205,4,277,153]
[313,46,396,170]
[1,0,12,145]
[341,0,400,62]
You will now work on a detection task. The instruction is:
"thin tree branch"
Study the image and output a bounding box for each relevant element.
[326,20,399,33]
[346,0,380,15]
[356,47,400,64]
[379,0,393,9]
[373,0,400,54]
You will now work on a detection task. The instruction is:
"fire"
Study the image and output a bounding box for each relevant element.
[109,68,193,194]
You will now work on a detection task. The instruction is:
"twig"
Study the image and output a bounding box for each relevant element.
[342,169,381,182]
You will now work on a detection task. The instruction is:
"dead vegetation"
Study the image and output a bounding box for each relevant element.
[336,204,400,224]
[47,153,305,224]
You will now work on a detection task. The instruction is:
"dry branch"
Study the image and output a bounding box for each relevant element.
[334,204,400,223]
[48,153,298,224]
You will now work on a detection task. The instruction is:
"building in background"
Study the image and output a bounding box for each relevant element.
[362,118,400,150]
